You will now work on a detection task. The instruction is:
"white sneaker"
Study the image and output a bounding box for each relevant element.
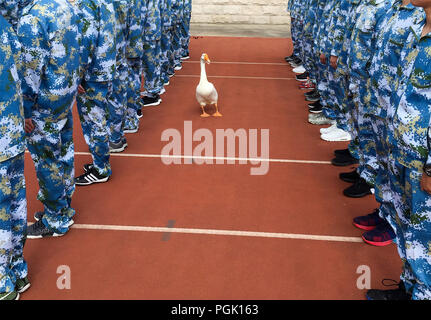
[320,128,351,141]
[159,88,166,95]
[308,113,336,125]
[320,123,337,134]
[174,65,182,71]
[293,65,306,74]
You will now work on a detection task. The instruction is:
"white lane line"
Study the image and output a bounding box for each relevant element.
[71,223,363,243]
[74,151,332,165]
[184,61,288,66]
[176,75,295,81]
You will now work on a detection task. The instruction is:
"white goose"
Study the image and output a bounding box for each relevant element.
[196,53,222,117]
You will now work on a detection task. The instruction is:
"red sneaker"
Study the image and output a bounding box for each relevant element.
[362,221,395,247]
[353,209,385,230]
[299,80,315,90]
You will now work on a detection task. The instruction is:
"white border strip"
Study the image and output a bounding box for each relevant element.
[74,151,332,165]
[184,61,288,66]
[176,74,295,81]
[71,223,363,243]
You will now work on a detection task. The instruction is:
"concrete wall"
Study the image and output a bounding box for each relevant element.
[191,0,290,26]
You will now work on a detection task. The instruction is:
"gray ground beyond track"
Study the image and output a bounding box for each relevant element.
[191,23,291,38]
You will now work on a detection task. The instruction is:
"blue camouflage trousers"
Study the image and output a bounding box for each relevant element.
[291,18,303,58]
[27,111,75,234]
[108,62,128,144]
[350,78,378,186]
[387,159,431,300]
[301,35,317,81]
[318,60,337,121]
[125,58,142,130]
[180,13,191,57]
[142,39,163,97]
[0,153,28,293]
[172,23,182,68]
[77,81,112,177]
[161,27,174,84]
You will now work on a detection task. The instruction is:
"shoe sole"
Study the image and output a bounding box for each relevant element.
[320,136,351,142]
[110,144,128,153]
[353,222,378,231]
[27,232,65,239]
[343,190,372,198]
[143,99,162,107]
[309,110,323,114]
[124,129,139,133]
[17,283,31,294]
[331,159,359,166]
[305,97,320,102]
[75,176,109,186]
[296,78,309,82]
[181,56,190,60]
[0,292,20,300]
[362,235,393,247]
[174,67,182,71]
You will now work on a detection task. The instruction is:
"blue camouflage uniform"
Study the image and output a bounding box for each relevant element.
[0,13,28,294]
[330,0,363,159]
[142,0,163,98]
[171,0,182,69]
[289,0,304,59]
[387,13,431,299]
[108,0,129,145]
[124,0,144,131]
[18,0,81,234]
[75,0,117,177]
[368,1,424,225]
[0,0,32,28]
[180,0,192,58]
[301,0,319,83]
[160,0,174,85]
[348,0,393,186]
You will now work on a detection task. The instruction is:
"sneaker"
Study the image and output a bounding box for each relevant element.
[15,277,31,294]
[109,138,128,153]
[320,123,337,134]
[34,211,74,227]
[136,109,143,119]
[124,126,139,134]
[296,72,309,82]
[320,128,351,141]
[305,89,318,97]
[362,221,396,246]
[334,148,351,157]
[168,73,174,78]
[75,166,110,186]
[309,104,323,114]
[285,54,295,62]
[293,65,306,74]
[142,95,162,107]
[0,291,19,300]
[339,169,360,183]
[305,91,320,102]
[353,208,385,231]
[331,153,359,166]
[299,80,316,90]
[164,80,170,86]
[366,281,411,300]
[343,178,373,198]
[26,220,65,239]
[174,64,182,71]
[308,100,320,108]
[308,113,335,125]
[289,57,302,67]
[181,55,190,60]
[159,88,166,95]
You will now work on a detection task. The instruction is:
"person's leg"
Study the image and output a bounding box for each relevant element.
[77,81,112,176]
[160,29,170,85]
[0,154,27,296]
[108,63,128,145]
[125,58,142,131]
[142,40,163,98]
[27,114,75,234]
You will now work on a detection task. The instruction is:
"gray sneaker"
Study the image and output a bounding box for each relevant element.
[109,138,128,153]
[308,113,336,125]
[34,211,74,227]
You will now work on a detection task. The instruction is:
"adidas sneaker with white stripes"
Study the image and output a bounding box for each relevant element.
[75,166,109,186]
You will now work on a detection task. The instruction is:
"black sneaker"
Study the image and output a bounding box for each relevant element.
[331,153,359,166]
[309,104,323,114]
[339,169,360,183]
[109,138,128,153]
[285,54,296,62]
[305,91,320,102]
[34,211,74,227]
[137,109,143,119]
[290,57,302,67]
[26,220,65,239]
[142,95,162,107]
[308,100,321,108]
[305,89,318,97]
[15,277,31,294]
[343,178,373,198]
[75,166,109,186]
[296,72,309,82]
[334,148,351,157]
[366,281,411,300]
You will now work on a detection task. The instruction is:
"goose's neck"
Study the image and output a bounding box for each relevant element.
[200,60,208,84]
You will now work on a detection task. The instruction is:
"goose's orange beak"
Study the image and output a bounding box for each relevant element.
[204,54,211,64]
